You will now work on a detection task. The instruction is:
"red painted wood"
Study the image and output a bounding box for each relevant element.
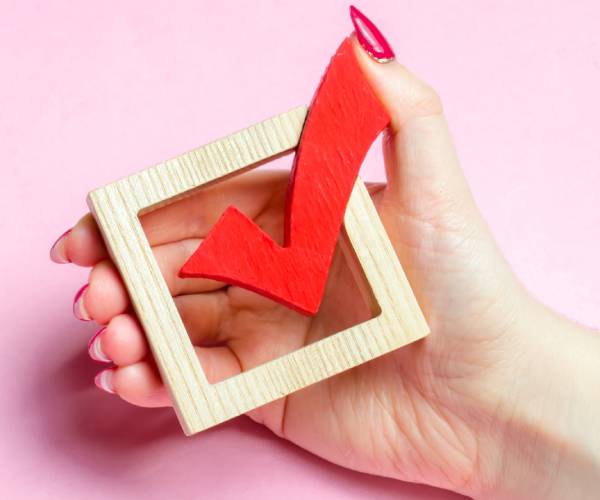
[179,38,390,315]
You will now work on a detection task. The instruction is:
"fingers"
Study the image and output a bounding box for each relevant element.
[96,346,241,408]
[83,269,228,346]
[109,362,170,408]
[54,170,288,275]
[353,37,444,130]
[89,292,239,408]
[90,287,230,369]
[56,214,108,267]
[91,314,148,366]
[84,261,130,324]
[140,169,288,246]
[351,37,478,221]
[80,239,228,327]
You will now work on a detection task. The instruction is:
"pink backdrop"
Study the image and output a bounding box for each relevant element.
[1,1,598,498]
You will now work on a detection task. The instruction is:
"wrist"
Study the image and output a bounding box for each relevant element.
[476,300,600,499]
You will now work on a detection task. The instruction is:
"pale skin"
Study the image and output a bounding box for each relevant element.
[53,40,600,499]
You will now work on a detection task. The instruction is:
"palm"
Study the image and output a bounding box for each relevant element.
[165,169,518,490]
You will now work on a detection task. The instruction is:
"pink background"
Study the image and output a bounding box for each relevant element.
[1,1,598,498]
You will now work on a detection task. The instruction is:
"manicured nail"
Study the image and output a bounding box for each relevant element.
[94,369,116,394]
[49,229,72,264]
[88,328,111,363]
[350,5,395,63]
[73,284,91,321]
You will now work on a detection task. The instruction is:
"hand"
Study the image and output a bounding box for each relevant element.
[51,38,600,499]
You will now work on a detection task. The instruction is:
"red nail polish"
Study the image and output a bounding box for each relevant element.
[350,5,395,63]
[50,228,72,264]
[88,328,111,363]
[73,284,91,321]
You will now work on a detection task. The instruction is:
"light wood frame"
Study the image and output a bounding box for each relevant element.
[87,106,429,435]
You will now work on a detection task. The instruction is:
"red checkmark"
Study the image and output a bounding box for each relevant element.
[179,38,390,315]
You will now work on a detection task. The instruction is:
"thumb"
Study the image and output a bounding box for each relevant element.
[349,8,524,338]
[350,31,477,225]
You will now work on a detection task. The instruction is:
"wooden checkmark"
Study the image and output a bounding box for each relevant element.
[179,38,390,315]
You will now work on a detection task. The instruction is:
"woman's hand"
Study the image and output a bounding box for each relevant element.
[51,35,600,500]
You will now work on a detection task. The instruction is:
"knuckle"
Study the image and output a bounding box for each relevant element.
[409,82,443,117]
[393,64,444,119]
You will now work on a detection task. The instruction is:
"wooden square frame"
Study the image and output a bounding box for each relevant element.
[88,106,429,435]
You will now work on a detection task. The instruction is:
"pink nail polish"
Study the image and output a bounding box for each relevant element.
[49,229,72,264]
[88,328,111,363]
[94,369,116,394]
[73,284,91,321]
[350,5,395,63]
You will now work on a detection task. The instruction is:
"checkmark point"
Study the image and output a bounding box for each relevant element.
[179,205,329,315]
[179,38,390,315]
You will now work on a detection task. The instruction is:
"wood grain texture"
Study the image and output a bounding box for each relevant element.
[88,106,429,436]
[179,38,390,315]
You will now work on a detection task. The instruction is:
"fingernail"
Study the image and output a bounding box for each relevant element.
[50,229,72,264]
[94,369,116,394]
[73,284,91,321]
[88,328,111,363]
[350,5,395,63]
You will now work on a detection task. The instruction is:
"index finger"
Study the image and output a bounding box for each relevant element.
[61,169,289,267]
